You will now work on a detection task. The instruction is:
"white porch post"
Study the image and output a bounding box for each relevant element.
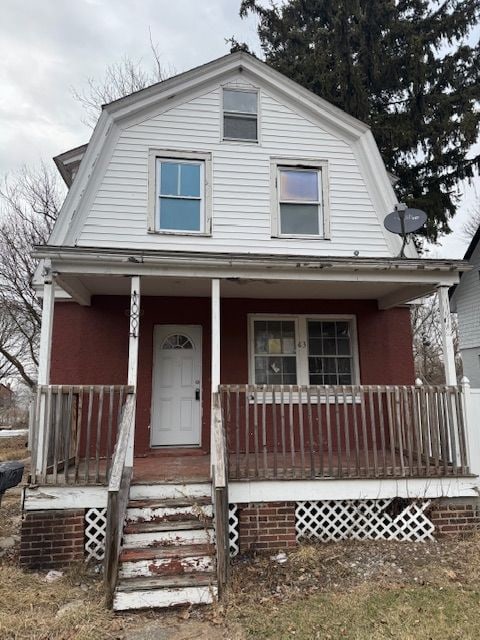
[461,377,480,477]
[437,285,457,386]
[35,273,56,474]
[126,276,141,467]
[211,279,221,472]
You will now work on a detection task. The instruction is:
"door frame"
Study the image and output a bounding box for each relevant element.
[150,324,203,448]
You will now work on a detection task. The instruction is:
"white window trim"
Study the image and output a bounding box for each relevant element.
[270,158,331,240]
[147,149,212,236]
[247,314,360,387]
[221,86,260,144]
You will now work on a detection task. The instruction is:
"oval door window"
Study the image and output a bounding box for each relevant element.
[161,334,194,350]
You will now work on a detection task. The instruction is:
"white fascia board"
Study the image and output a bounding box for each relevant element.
[23,485,107,510]
[36,251,462,288]
[48,110,113,246]
[229,476,480,503]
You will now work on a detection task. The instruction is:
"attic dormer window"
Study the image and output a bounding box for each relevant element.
[223,89,258,142]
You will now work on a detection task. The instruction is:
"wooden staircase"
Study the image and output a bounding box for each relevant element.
[113,483,218,611]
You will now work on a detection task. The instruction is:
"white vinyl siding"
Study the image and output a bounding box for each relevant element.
[455,242,480,351]
[78,74,392,257]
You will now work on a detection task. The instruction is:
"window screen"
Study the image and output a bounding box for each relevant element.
[223,89,258,141]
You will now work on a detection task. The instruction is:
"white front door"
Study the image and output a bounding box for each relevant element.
[151,325,202,447]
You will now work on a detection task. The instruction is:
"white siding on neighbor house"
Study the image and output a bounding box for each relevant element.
[460,347,480,388]
[78,76,393,257]
[455,241,480,351]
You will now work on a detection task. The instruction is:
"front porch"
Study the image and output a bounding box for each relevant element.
[25,248,480,608]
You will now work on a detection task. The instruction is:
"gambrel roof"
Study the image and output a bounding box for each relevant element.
[48,51,413,257]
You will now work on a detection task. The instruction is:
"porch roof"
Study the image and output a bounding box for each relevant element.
[34,245,469,309]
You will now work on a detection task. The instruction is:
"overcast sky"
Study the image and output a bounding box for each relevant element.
[0,0,477,259]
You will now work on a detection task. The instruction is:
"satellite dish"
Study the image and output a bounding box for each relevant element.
[384,204,427,258]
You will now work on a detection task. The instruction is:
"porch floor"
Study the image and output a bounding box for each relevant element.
[40,449,470,486]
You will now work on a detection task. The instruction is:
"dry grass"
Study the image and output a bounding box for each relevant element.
[0,434,28,462]
[226,537,480,639]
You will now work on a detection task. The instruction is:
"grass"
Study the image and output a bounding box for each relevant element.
[0,434,28,462]
[230,584,480,640]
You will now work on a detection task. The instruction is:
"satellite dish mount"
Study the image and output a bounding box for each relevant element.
[383,203,427,259]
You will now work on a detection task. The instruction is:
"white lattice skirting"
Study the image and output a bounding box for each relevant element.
[296,499,435,542]
[228,504,239,557]
[85,508,107,561]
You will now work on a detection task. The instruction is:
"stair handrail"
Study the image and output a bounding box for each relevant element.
[212,391,229,595]
[104,392,135,608]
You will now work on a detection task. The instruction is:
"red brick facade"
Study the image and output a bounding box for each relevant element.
[238,501,297,551]
[20,509,85,569]
[430,500,480,537]
[50,296,415,455]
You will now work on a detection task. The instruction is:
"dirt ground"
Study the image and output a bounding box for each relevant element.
[1,434,480,639]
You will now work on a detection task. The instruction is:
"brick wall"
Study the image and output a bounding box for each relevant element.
[238,501,296,552]
[430,500,480,537]
[20,509,85,569]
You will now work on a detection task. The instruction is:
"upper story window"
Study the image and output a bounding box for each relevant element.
[223,89,258,142]
[157,159,203,232]
[148,150,212,235]
[271,159,330,239]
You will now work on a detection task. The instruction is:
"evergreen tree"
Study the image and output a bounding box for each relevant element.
[234,0,480,242]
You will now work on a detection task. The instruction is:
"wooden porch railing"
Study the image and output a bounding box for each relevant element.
[104,393,135,608]
[30,385,134,485]
[211,391,229,595]
[219,384,470,480]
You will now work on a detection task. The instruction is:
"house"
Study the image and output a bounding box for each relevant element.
[450,225,480,387]
[0,383,13,409]
[23,52,480,611]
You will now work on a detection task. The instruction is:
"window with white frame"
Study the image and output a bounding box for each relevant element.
[250,316,357,385]
[274,163,326,237]
[223,89,258,141]
[155,158,205,233]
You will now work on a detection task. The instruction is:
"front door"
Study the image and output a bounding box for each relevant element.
[151,325,202,447]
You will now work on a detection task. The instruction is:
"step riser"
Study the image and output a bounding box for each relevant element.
[113,585,217,611]
[120,555,214,579]
[130,483,212,501]
[126,504,213,524]
[124,528,214,549]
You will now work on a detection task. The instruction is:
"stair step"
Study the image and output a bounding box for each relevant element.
[124,520,212,534]
[124,525,213,549]
[113,584,216,611]
[126,501,212,524]
[120,543,214,563]
[129,482,211,501]
[116,572,216,592]
[128,497,211,509]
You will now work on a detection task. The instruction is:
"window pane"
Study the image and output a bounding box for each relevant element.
[280,204,319,235]
[224,115,257,140]
[180,163,200,197]
[160,162,179,196]
[280,170,318,201]
[255,355,297,384]
[224,89,257,113]
[254,321,268,354]
[159,197,201,231]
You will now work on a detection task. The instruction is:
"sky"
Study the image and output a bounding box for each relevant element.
[0,0,478,259]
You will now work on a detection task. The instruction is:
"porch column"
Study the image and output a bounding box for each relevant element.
[211,279,220,470]
[126,276,141,466]
[35,272,55,474]
[437,285,457,385]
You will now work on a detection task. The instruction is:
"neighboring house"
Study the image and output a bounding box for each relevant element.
[450,226,480,387]
[0,383,13,409]
[23,52,480,612]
